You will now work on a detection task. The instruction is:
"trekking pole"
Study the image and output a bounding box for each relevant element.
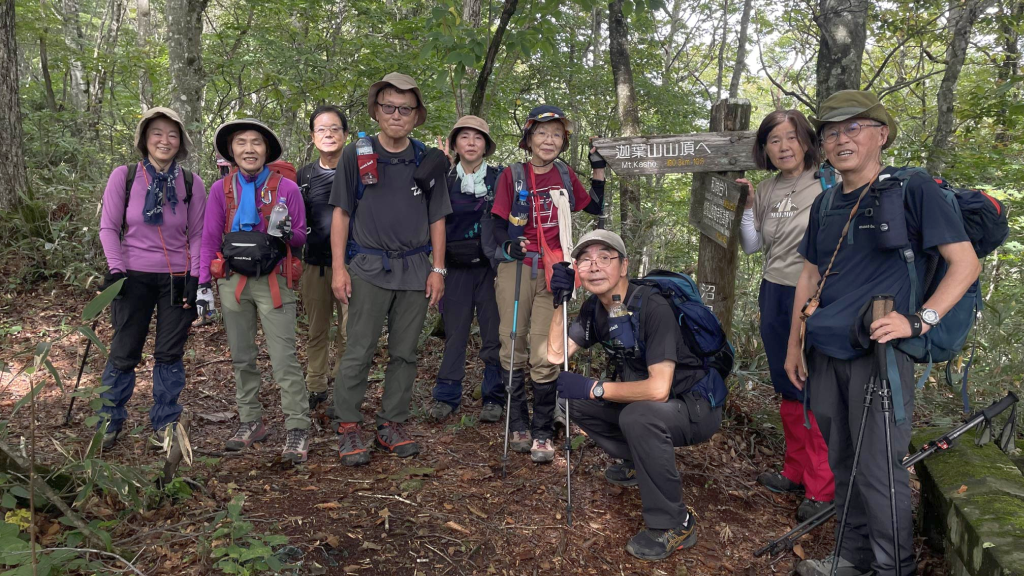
[829,296,892,576]
[755,390,1020,558]
[64,319,99,426]
[502,238,527,479]
[873,297,902,576]
[561,297,573,527]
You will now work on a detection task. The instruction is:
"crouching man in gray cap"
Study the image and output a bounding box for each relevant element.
[546,230,724,561]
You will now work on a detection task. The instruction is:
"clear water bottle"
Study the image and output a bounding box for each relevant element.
[267,197,288,237]
[609,294,627,318]
[356,131,377,185]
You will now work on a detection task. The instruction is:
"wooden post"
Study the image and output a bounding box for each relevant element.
[690,98,751,338]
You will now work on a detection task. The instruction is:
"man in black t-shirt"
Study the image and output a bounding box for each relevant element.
[328,73,452,466]
[546,230,721,562]
[298,105,350,411]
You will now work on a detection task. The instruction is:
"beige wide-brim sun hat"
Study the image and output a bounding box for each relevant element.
[134,107,193,162]
[367,73,427,128]
[810,90,898,150]
[447,115,496,157]
[213,118,284,165]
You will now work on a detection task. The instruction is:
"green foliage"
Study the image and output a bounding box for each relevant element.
[204,495,290,575]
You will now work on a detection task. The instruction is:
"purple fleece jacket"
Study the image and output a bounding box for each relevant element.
[99,163,207,276]
[198,172,306,284]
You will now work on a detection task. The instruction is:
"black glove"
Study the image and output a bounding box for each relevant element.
[589,149,607,169]
[550,262,575,307]
[99,271,126,296]
[276,215,293,242]
[185,275,199,308]
[557,372,596,400]
[504,239,527,261]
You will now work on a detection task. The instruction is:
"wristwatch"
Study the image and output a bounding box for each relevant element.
[431,267,448,278]
[593,380,605,399]
[919,308,940,327]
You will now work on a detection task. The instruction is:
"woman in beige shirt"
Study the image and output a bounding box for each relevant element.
[737,110,835,522]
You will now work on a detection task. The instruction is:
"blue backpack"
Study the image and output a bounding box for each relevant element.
[585,270,735,407]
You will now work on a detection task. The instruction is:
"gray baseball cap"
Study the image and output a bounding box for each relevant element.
[571,229,627,260]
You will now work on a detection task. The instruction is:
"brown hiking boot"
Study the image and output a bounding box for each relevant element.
[374,422,420,457]
[225,420,268,451]
[337,422,371,466]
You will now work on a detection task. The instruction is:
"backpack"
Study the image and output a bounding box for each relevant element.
[297,162,333,267]
[268,160,298,183]
[818,167,1009,411]
[120,163,195,240]
[581,270,735,407]
[508,160,576,211]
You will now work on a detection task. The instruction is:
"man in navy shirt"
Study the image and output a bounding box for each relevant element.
[785,91,981,576]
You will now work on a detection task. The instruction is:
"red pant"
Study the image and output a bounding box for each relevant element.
[780,399,835,501]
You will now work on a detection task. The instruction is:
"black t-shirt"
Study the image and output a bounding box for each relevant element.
[328,136,451,290]
[569,284,706,398]
[445,164,501,242]
[798,166,969,359]
[300,161,336,266]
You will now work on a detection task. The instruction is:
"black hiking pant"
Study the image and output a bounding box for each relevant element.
[808,348,916,576]
[572,395,721,529]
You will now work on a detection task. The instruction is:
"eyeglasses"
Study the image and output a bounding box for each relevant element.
[313,125,345,137]
[821,121,884,144]
[533,130,565,142]
[576,255,620,270]
[377,102,415,117]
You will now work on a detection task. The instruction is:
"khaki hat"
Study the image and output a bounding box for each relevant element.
[213,118,284,165]
[447,115,496,157]
[134,107,193,162]
[367,73,427,128]
[811,90,898,150]
[571,229,628,260]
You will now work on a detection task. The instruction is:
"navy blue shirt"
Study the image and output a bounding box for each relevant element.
[798,166,968,359]
[444,164,501,242]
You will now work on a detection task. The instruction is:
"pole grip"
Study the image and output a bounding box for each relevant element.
[983,391,1019,421]
[871,294,895,323]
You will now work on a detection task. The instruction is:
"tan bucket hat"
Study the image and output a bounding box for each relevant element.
[447,115,496,157]
[810,90,898,150]
[134,107,193,162]
[367,73,427,128]
[213,118,284,165]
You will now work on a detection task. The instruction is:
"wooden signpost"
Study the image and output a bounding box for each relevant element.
[592,98,753,337]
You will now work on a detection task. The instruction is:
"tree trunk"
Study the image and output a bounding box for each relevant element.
[39,1,58,113]
[995,0,1022,143]
[462,0,480,27]
[728,0,752,98]
[136,0,152,109]
[468,0,518,117]
[927,0,988,174]
[715,0,729,100]
[62,0,88,111]
[591,5,602,65]
[608,0,642,257]
[165,0,209,163]
[0,0,29,211]
[815,0,869,107]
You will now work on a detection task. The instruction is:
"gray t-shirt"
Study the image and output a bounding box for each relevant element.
[753,169,821,286]
[329,136,451,290]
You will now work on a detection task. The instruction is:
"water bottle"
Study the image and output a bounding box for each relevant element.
[356,131,378,185]
[508,188,529,238]
[609,294,627,318]
[267,197,288,237]
[608,294,635,349]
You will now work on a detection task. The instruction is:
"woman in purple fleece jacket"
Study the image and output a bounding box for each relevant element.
[96,107,206,450]
[200,118,311,464]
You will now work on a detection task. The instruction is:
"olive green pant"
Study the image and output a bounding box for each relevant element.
[495,260,559,383]
[332,274,429,425]
[300,264,349,393]
[219,274,310,431]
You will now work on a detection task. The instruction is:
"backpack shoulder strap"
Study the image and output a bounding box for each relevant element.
[553,160,575,210]
[817,162,837,192]
[223,173,236,234]
[182,170,194,205]
[411,138,426,165]
[297,163,315,195]
[510,162,527,192]
[819,183,841,227]
[120,163,139,238]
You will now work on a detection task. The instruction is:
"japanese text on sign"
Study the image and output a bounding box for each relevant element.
[614,141,712,159]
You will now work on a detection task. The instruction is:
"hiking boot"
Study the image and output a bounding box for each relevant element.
[796,555,874,576]
[757,470,804,494]
[796,497,833,523]
[530,438,555,463]
[479,403,503,423]
[282,429,310,463]
[308,391,328,411]
[428,401,457,422]
[375,422,420,458]
[337,422,371,467]
[509,430,532,453]
[625,513,697,561]
[225,420,268,451]
[102,429,121,450]
[605,460,638,487]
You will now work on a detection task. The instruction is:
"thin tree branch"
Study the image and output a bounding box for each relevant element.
[756,33,816,109]
[877,69,947,99]
[6,548,145,576]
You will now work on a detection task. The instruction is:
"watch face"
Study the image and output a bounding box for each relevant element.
[594,383,604,398]
[921,309,939,325]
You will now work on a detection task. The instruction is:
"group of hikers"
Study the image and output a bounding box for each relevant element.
[95,70,985,574]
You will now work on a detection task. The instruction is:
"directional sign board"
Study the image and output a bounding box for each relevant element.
[591,132,758,176]
[690,174,747,248]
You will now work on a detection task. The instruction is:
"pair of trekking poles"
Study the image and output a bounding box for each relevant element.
[500,237,574,527]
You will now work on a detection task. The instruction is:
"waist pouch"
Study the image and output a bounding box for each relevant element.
[222,231,285,278]
[684,369,728,424]
[447,238,488,268]
[874,183,909,250]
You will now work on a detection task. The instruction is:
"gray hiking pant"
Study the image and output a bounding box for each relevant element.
[808,348,916,576]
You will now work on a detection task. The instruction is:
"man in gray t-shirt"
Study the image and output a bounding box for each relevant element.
[328,73,452,466]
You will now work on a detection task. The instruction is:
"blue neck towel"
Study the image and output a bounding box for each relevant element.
[231,167,271,232]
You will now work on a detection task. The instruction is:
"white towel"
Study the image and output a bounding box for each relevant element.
[551,187,577,300]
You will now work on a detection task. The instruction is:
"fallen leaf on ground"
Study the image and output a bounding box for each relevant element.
[793,543,806,559]
[445,521,470,535]
[958,485,968,494]
[316,501,343,509]
[467,505,488,519]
